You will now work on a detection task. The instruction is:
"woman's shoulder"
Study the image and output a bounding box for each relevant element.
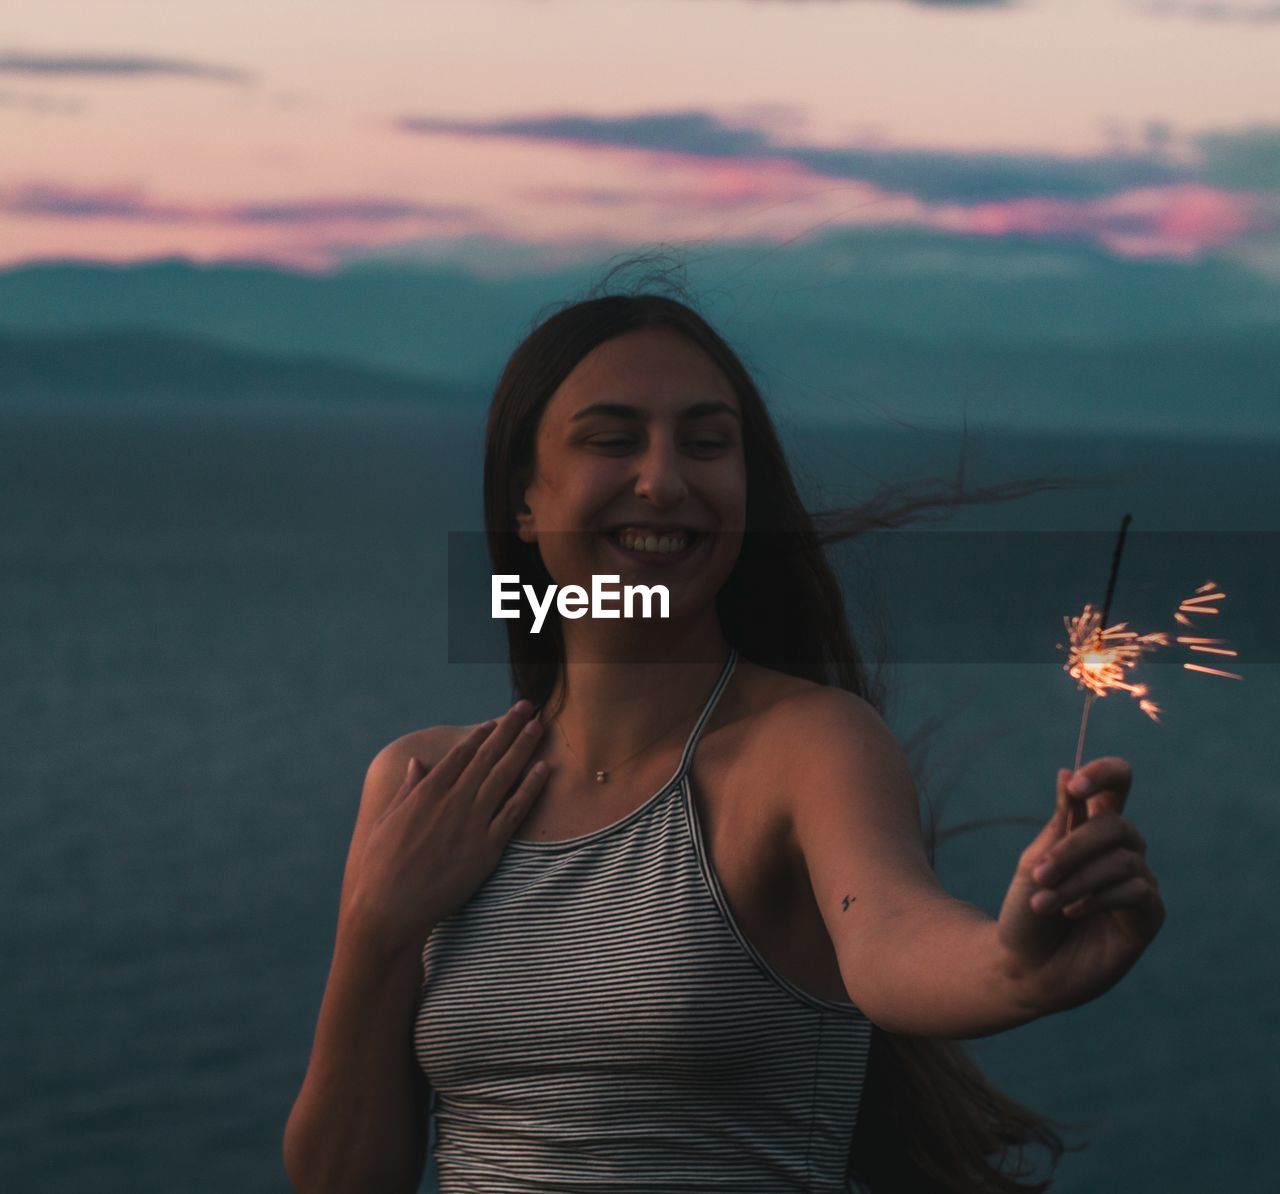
[731,659,883,736]
[368,721,481,780]
[724,660,899,785]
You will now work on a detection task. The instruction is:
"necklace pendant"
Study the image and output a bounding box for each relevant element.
[595,770,608,784]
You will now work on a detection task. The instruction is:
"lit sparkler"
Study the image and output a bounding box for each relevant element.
[1057,515,1241,832]
[1061,603,1168,722]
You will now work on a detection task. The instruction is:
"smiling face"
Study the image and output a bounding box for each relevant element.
[516,326,747,631]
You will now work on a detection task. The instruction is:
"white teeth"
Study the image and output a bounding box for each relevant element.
[612,528,691,553]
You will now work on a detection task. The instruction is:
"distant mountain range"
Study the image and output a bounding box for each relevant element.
[0,243,1278,433]
[0,257,542,390]
[1,317,1277,439]
[0,326,475,404]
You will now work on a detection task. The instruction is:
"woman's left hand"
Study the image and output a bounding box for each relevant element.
[995,757,1166,1017]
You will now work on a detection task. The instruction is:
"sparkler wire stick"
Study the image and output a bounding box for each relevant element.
[1057,522,1240,836]
[1068,513,1133,829]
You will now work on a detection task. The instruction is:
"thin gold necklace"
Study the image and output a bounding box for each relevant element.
[551,693,708,784]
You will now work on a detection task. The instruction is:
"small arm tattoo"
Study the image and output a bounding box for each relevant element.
[842,894,856,911]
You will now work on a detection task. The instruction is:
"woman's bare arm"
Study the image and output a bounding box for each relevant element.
[780,690,1039,1038]
[282,728,459,1194]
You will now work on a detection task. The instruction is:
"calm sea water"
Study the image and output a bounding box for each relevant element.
[1,394,1277,1192]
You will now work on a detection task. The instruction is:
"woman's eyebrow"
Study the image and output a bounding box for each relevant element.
[569,400,741,422]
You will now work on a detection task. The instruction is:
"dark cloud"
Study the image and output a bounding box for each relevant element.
[396,109,1192,203]
[1197,127,1280,191]
[0,90,84,114]
[0,51,251,82]
[1137,1,1280,21]
[397,111,774,158]
[661,1,1017,5]
[230,199,467,223]
[520,187,638,209]
[785,144,1184,202]
[0,184,467,224]
[0,185,186,220]
[518,1,1018,5]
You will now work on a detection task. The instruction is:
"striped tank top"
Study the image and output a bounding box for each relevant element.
[413,647,875,1192]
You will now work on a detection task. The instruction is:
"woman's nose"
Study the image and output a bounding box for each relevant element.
[632,441,688,506]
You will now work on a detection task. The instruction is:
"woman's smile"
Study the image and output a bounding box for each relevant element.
[601,524,708,567]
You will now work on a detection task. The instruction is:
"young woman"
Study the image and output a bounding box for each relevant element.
[284,291,1165,1193]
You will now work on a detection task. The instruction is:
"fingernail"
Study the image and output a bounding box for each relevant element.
[1031,890,1061,913]
[1032,859,1056,885]
[1068,773,1093,797]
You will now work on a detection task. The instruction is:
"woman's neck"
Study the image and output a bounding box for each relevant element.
[544,614,731,775]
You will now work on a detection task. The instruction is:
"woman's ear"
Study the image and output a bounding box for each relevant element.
[515,499,536,544]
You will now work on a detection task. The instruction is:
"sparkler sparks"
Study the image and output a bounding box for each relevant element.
[1055,516,1242,829]
[1061,603,1170,721]
[1174,581,1243,680]
[1058,578,1242,721]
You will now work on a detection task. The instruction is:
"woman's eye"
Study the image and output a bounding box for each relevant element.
[584,435,729,453]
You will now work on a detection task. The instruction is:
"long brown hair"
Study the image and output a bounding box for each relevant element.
[482,265,1091,1190]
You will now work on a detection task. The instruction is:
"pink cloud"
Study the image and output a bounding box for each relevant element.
[930,183,1266,257]
[1,170,1273,270]
[0,181,469,226]
[514,152,1270,259]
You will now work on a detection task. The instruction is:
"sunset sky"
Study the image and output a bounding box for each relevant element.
[4,0,1280,273]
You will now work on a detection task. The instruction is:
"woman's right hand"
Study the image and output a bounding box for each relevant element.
[346,700,549,954]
